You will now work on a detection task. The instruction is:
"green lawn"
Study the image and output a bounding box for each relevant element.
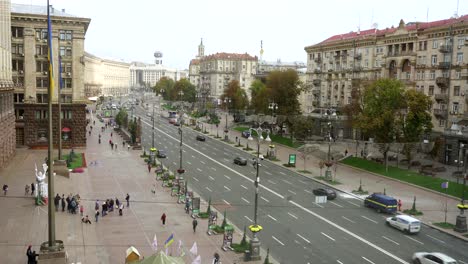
[234,126,302,148]
[162,104,176,111]
[62,153,84,169]
[341,157,464,199]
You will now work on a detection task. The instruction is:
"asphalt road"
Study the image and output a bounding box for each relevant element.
[133,107,468,264]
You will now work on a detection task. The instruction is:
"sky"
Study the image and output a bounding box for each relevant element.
[11,0,468,69]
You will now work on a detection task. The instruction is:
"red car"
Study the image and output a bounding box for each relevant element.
[169,118,177,124]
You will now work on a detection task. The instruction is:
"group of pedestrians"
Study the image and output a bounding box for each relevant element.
[54,193,82,214]
[93,194,130,222]
[24,183,36,196]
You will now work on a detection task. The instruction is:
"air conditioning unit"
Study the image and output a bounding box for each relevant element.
[66,72,71,76]
[67,41,72,44]
[19,70,24,74]
[36,37,40,41]
[43,71,48,75]
[20,53,24,57]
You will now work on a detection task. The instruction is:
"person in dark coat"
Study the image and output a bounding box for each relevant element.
[30,183,35,196]
[66,195,71,213]
[54,194,60,211]
[109,199,114,212]
[61,195,65,212]
[125,193,130,207]
[192,219,198,233]
[161,213,166,225]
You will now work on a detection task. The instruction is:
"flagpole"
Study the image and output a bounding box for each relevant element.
[58,56,62,160]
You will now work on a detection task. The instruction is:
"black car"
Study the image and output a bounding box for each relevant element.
[234,157,247,166]
[241,130,251,138]
[312,188,337,200]
[196,135,206,141]
[157,150,167,158]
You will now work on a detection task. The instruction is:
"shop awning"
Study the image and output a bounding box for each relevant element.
[62,127,71,132]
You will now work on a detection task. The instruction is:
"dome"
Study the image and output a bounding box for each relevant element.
[154,51,163,58]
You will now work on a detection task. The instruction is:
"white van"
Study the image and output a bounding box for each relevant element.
[386,215,421,234]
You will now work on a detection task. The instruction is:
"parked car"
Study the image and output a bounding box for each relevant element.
[157,150,167,158]
[169,118,177,124]
[412,252,457,264]
[312,188,337,200]
[364,193,398,213]
[234,157,248,166]
[241,130,251,138]
[386,215,421,234]
[196,135,206,141]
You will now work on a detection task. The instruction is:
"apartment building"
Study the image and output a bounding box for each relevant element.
[0,0,15,168]
[11,4,91,147]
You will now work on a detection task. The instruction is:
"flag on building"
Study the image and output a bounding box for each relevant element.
[189,242,198,256]
[164,233,174,248]
[441,182,449,189]
[191,255,201,264]
[151,234,158,251]
[46,0,55,96]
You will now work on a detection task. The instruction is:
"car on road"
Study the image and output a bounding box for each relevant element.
[312,188,337,200]
[241,130,251,138]
[157,150,167,158]
[196,135,206,141]
[174,121,181,126]
[386,215,421,234]
[364,193,397,213]
[169,118,177,124]
[146,112,152,117]
[412,252,457,264]
[234,157,247,166]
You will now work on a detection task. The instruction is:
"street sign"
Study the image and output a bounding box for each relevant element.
[288,154,296,167]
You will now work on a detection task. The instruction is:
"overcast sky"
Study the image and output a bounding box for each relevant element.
[12,0,468,69]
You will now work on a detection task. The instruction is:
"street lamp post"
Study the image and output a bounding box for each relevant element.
[455,144,468,232]
[177,127,185,180]
[323,110,337,180]
[245,126,271,261]
[224,97,231,141]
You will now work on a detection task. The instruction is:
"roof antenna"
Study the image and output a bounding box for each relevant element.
[456,0,459,17]
[426,7,429,23]
[357,14,361,35]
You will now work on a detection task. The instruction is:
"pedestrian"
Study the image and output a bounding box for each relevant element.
[54,194,60,211]
[192,219,198,233]
[148,163,151,173]
[123,141,125,147]
[2,184,8,195]
[111,142,114,150]
[360,150,364,158]
[82,215,92,224]
[109,199,114,212]
[115,198,120,209]
[118,204,123,216]
[345,149,348,156]
[185,200,190,214]
[26,245,33,264]
[70,198,77,214]
[398,199,402,211]
[89,130,91,136]
[66,195,71,213]
[28,250,38,264]
[127,145,130,151]
[95,210,100,222]
[31,183,35,196]
[25,184,30,195]
[95,200,99,211]
[161,213,166,225]
[125,193,130,207]
[61,195,65,212]
[213,252,220,264]
[102,202,107,217]
[111,132,113,137]
[80,204,84,216]
[93,120,95,125]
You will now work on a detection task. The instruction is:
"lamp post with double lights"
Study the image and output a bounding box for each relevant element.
[224,97,231,141]
[245,126,271,261]
[323,109,337,180]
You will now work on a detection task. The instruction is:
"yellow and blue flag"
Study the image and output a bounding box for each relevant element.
[164,233,174,248]
[47,0,55,95]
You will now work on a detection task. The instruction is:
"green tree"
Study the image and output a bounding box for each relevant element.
[128,117,137,143]
[153,77,175,101]
[221,80,249,111]
[115,109,128,127]
[266,70,303,116]
[173,78,196,102]
[249,79,268,114]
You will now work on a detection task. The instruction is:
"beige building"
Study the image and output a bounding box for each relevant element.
[304,15,468,135]
[0,0,15,168]
[84,52,130,97]
[11,3,91,147]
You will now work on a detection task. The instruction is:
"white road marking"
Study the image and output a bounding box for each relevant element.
[187,161,192,165]
[241,197,250,204]
[222,199,230,206]
[197,168,202,172]
[288,189,297,195]
[299,180,307,184]
[210,168,216,172]
[241,185,248,190]
[290,200,409,264]
[272,236,285,246]
[208,176,215,181]
[282,179,292,185]
[294,240,300,244]
[297,233,311,244]
[191,155,196,158]
[224,175,231,180]
[205,187,212,192]
[313,202,324,208]
[361,216,378,224]
[244,215,253,222]
[382,236,399,245]
[347,201,361,207]
[288,212,298,219]
[182,149,186,153]
[200,161,206,164]
[268,180,277,184]
[321,232,336,241]
[223,158,230,162]
[279,172,286,175]
[342,216,356,223]
[224,186,231,191]
[224,152,228,155]
[267,214,277,222]
[404,235,424,245]
[362,256,376,264]
[459,260,468,264]
[330,201,343,208]
[264,171,272,175]
[337,261,344,264]
[173,162,177,166]
[260,196,270,202]
[304,189,312,194]
[193,177,199,182]
[426,234,446,244]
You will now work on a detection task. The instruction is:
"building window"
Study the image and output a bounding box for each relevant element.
[439,119,446,127]
[13,93,24,103]
[454,86,460,96]
[430,71,435,79]
[458,37,465,48]
[431,55,438,65]
[12,76,24,86]
[60,95,72,103]
[35,45,48,56]
[61,110,72,119]
[59,30,73,40]
[35,29,48,40]
[12,59,24,72]
[375,46,384,53]
[432,40,439,49]
[36,61,48,72]
[453,102,459,113]
[63,78,72,89]
[429,85,434,95]
[12,44,24,55]
[455,70,461,79]
[11,27,24,38]
[36,77,48,88]
[59,46,72,57]
[456,52,463,64]
[36,93,48,103]
[15,109,25,120]
[419,41,427,51]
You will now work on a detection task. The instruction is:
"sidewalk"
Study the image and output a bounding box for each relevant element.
[198,117,468,242]
[0,115,270,264]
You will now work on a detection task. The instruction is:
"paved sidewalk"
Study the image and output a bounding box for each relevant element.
[0,117,270,263]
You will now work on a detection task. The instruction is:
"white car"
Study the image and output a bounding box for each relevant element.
[386,215,421,234]
[412,252,457,264]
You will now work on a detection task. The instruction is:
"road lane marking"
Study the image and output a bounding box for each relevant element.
[337,261,344,264]
[187,161,192,165]
[267,214,277,222]
[282,179,292,185]
[260,196,270,202]
[268,180,277,184]
[182,149,186,153]
[223,158,230,162]
[361,216,378,224]
[272,236,285,246]
[304,189,312,194]
[264,171,272,175]
[321,232,336,241]
[241,197,250,204]
[347,201,361,207]
[211,167,216,171]
[193,177,199,182]
[279,172,286,175]
[288,190,297,195]
[200,161,206,164]
[208,176,215,181]
[197,168,202,172]
[382,236,399,245]
[222,199,230,206]
[330,201,343,208]
[205,187,212,192]
[426,234,446,244]
[224,186,231,191]
[241,185,248,190]
[224,175,231,180]
[404,235,424,245]
[288,212,298,219]
[362,257,376,264]
[191,155,196,158]
[290,200,409,264]
[342,216,356,223]
[244,216,253,222]
[297,233,311,244]
[173,162,177,166]
[223,152,228,155]
[299,180,307,184]
[313,202,324,208]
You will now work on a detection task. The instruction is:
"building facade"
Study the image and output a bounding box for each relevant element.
[0,0,15,168]
[83,52,130,97]
[11,4,91,147]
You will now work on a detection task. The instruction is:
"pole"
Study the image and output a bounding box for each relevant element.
[445,186,448,223]
[179,128,183,171]
[254,136,260,226]
[152,105,155,148]
[58,57,62,160]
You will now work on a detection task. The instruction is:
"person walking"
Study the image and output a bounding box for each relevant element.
[125,193,130,207]
[80,204,84,216]
[26,245,33,264]
[2,184,8,195]
[213,252,220,264]
[148,163,151,173]
[185,200,190,214]
[25,184,30,195]
[161,213,166,225]
[54,194,60,211]
[66,195,71,213]
[118,204,123,216]
[192,219,198,233]
[61,195,65,212]
[115,198,120,209]
[31,183,35,196]
[81,215,92,224]
[102,202,107,217]
[109,199,114,212]
[398,199,402,211]
[95,210,100,222]
[127,144,130,151]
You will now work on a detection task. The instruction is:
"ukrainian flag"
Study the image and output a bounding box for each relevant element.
[164,233,174,248]
[47,0,55,96]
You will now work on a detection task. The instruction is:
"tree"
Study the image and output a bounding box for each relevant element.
[173,78,197,102]
[290,116,314,142]
[298,144,319,172]
[249,80,268,114]
[115,109,128,127]
[221,80,249,111]
[266,70,303,116]
[153,77,175,101]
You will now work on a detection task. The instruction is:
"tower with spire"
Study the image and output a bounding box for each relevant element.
[197,38,205,59]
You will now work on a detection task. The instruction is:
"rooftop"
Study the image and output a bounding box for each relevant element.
[11,3,77,17]
[201,52,257,61]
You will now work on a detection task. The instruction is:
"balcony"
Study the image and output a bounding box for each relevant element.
[434,93,449,102]
[352,66,363,72]
[439,44,452,53]
[354,54,362,60]
[438,62,451,69]
[313,79,321,86]
[436,77,449,87]
[314,57,322,63]
[314,69,322,74]
[433,109,448,119]
[312,89,321,95]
